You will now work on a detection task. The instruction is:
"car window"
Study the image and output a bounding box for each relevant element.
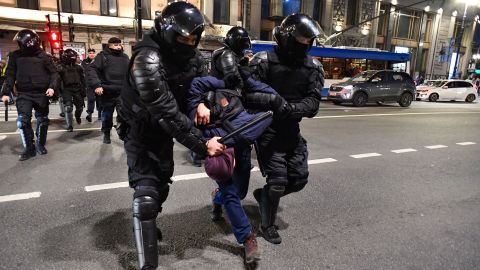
[445,82,455,88]
[458,81,473,88]
[371,72,386,82]
[391,73,404,82]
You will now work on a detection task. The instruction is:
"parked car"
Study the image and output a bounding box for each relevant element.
[416,80,477,102]
[328,70,416,107]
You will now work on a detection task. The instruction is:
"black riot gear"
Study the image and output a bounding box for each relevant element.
[61,49,78,65]
[13,29,40,52]
[273,14,323,59]
[224,26,251,55]
[154,1,205,54]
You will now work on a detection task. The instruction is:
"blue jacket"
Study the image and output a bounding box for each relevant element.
[188,76,275,146]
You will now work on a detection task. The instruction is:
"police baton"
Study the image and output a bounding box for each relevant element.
[4,100,8,122]
[217,111,273,144]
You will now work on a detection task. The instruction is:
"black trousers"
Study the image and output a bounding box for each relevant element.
[62,88,84,117]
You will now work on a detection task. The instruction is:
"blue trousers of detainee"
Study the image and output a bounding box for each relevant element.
[213,145,252,243]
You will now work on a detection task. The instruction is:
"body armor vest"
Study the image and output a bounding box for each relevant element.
[15,53,51,92]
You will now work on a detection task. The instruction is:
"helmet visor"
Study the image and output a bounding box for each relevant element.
[289,18,324,43]
[168,8,205,37]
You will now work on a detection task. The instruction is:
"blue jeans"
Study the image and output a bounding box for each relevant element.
[213,146,252,243]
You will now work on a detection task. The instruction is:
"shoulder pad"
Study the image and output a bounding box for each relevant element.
[312,58,323,69]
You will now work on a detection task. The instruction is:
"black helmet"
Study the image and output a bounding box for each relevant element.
[14,29,40,51]
[273,14,322,59]
[224,26,251,56]
[154,1,205,49]
[61,49,78,65]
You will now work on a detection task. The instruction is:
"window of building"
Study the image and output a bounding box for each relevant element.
[283,0,301,16]
[17,0,38,10]
[346,0,360,26]
[313,0,324,27]
[377,7,386,36]
[101,0,118,16]
[61,0,80,13]
[261,0,269,19]
[213,0,230,24]
[141,0,151,19]
[394,11,421,40]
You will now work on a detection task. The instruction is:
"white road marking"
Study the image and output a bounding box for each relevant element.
[85,182,129,192]
[0,127,101,136]
[0,135,6,141]
[350,153,382,159]
[456,142,476,146]
[0,192,41,203]
[172,172,209,182]
[312,111,480,119]
[425,145,448,149]
[391,148,417,154]
[308,158,338,164]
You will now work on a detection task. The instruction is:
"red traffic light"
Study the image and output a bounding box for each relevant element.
[50,32,59,41]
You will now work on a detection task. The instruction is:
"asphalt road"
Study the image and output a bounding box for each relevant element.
[0,100,479,270]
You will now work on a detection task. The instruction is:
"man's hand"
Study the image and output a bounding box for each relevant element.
[1,95,10,104]
[95,87,104,95]
[195,103,211,126]
[206,137,225,156]
[45,88,54,97]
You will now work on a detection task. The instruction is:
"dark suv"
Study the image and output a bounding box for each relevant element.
[328,70,416,107]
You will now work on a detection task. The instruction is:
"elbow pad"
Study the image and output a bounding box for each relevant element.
[157,114,207,155]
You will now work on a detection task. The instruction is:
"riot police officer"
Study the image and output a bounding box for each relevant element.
[249,14,325,244]
[58,49,86,132]
[81,48,100,122]
[119,2,225,269]
[0,29,58,161]
[207,26,254,221]
[87,37,129,144]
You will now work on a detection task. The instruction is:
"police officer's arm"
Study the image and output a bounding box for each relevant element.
[131,48,210,155]
[0,53,16,97]
[43,54,58,92]
[87,53,104,90]
[285,59,325,118]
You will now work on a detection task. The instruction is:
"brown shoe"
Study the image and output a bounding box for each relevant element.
[243,233,260,263]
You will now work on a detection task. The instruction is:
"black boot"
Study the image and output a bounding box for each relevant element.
[75,109,82,125]
[86,113,92,123]
[18,127,36,161]
[36,120,49,155]
[259,186,283,244]
[76,116,82,125]
[103,132,111,144]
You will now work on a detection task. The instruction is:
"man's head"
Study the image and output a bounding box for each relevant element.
[87,48,96,60]
[154,1,205,57]
[107,37,122,51]
[273,13,323,60]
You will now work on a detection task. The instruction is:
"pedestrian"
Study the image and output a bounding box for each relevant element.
[118,2,225,269]
[87,37,129,144]
[58,49,86,132]
[0,29,58,160]
[249,14,325,244]
[81,48,101,122]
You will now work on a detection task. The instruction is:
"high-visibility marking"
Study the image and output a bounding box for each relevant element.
[391,148,417,154]
[456,142,476,146]
[0,192,41,203]
[350,153,382,159]
[308,158,338,164]
[425,145,448,149]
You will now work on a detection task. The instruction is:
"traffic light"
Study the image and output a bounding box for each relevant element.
[68,15,75,42]
[45,14,51,32]
[49,32,61,49]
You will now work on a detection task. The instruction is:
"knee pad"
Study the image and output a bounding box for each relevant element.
[132,196,159,221]
[134,184,170,207]
[64,105,73,113]
[267,185,285,200]
[16,115,31,129]
[286,178,308,194]
[266,175,288,187]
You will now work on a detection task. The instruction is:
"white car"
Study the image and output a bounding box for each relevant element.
[416,80,477,102]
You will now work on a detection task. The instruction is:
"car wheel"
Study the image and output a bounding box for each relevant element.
[332,101,343,105]
[429,93,439,102]
[352,92,367,107]
[398,92,413,107]
[465,94,476,103]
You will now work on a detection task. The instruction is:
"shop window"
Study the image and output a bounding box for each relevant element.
[213,0,230,24]
[101,0,118,16]
[346,0,359,26]
[62,0,80,13]
[17,0,38,10]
